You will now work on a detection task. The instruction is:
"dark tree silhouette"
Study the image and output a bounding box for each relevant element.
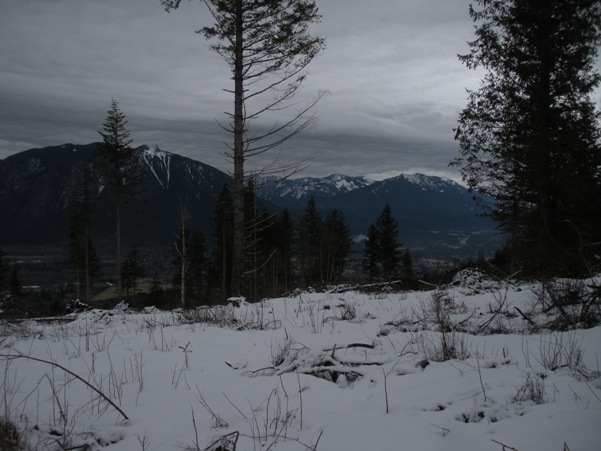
[452,0,601,276]
[96,99,146,298]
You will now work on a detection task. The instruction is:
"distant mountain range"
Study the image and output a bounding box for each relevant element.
[257,173,503,259]
[0,143,233,248]
[0,143,504,259]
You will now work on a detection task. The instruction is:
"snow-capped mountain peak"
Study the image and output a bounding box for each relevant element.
[257,173,374,202]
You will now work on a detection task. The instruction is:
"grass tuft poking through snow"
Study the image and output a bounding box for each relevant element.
[1,275,600,450]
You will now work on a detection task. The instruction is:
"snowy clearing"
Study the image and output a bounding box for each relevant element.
[1,272,600,450]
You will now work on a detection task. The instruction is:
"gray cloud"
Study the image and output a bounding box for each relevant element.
[0,0,491,181]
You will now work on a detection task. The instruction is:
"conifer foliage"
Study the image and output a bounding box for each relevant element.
[95,99,146,298]
[362,204,403,282]
[452,0,601,276]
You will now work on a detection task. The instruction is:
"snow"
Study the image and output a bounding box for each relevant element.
[141,145,171,189]
[2,278,600,450]
[401,173,455,192]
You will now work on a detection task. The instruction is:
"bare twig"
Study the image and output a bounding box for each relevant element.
[491,438,518,450]
[0,353,129,421]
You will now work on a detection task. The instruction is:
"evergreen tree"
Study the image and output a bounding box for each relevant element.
[376,204,402,281]
[319,209,353,284]
[273,209,295,291]
[96,99,146,298]
[452,0,601,276]
[161,0,325,296]
[363,204,402,282]
[362,225,380,283]
[297,195,322,286]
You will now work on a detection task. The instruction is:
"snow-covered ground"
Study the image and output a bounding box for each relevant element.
[1,272,600,450]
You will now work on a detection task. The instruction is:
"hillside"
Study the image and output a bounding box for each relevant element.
[1,273,599,450]
[0,143,234,248]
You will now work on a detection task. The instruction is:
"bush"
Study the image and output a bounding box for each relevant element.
[0,417,21,451]
[534,278,601,329]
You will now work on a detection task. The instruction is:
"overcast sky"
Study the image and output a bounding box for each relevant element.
[0,0,492,181]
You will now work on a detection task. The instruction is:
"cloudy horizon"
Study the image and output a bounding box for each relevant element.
[0,0,537,182]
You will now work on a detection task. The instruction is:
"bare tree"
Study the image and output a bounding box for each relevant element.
[161,0,326,296]
[174,200,191,307]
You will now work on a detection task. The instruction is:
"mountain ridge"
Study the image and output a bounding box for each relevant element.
[0,143,503,259]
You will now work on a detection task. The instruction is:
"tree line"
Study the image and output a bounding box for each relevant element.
[1,96,410,311]
[4,0,601,316]
[170,188,413,306]
[452,0,601,277]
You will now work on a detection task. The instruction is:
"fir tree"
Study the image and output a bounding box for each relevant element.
[363,204,402,282]
[362,225,380,283]
[297,195,322,286]
[452,0,601,276]
[273,209,295,291]
[376,204,402,281]
[96,99,146,298]
[319,209,353,284]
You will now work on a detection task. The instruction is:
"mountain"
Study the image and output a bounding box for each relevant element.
[0,143,503,260]
[257,173,503,260]
[0,143,234,248]
[257,173,374,207]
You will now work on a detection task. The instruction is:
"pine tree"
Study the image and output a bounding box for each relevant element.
[161,0,325,296]
[452,0,601,276]
[96,99,146,299]
[364,204,402,282]
[362,225,380,283]
[273,209,295,291]
[297,195,322,286]
[319,209,353,284]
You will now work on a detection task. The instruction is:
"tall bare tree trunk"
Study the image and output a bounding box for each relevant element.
[116,201,122,300]
[85,223,91,303]
[231,0,245,297]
